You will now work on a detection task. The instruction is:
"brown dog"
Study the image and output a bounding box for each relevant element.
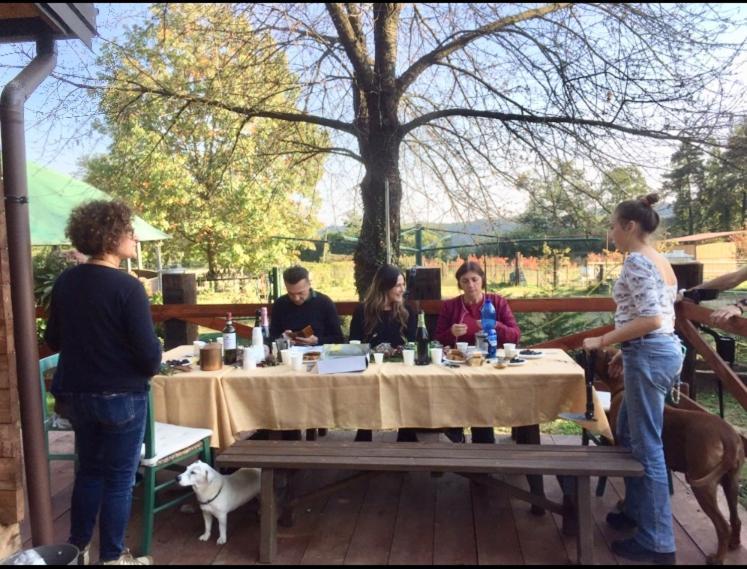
[596,348,744,565]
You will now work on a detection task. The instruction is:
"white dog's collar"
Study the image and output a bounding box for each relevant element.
[198,482,224,505]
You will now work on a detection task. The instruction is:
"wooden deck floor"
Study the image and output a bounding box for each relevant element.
[22,430,747,565]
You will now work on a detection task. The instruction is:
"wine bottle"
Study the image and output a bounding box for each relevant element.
[223,312,237,364]
[415,310,430,365]
[261,306,271,347]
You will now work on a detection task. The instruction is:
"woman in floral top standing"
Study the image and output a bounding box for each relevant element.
[583,193,682,564]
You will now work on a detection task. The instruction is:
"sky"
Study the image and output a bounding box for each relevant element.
[1,3,745,230]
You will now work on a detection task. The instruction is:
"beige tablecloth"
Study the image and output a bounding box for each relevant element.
[153,346,612,450]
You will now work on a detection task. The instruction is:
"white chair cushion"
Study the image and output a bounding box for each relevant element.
[140,422,212,467]
[597,391,611,412]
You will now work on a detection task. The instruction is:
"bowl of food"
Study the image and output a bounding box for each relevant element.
[302,351,322,363]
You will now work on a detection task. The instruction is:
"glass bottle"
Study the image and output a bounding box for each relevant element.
[223,312,237,364]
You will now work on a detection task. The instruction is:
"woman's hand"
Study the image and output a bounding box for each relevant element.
[582,336,604,351]
[710,304,741,326]
[451,323,468,338]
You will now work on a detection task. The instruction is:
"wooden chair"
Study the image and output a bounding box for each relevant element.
[138,389,213,556]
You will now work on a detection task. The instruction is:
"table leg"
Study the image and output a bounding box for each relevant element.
[259,469,276,563]
[575,476,594,564]
[515,424,545,515]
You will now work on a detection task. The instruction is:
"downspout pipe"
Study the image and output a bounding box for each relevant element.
[0,34,57,546]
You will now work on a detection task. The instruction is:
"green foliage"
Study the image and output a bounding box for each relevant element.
[84,3,326,276]
[667,121,747,236]
[32,247,83,310]
[514,163,650,240]
[666,142,707,235]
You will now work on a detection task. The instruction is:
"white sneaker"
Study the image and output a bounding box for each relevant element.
[101,549,153,565]
[77,544,90,565]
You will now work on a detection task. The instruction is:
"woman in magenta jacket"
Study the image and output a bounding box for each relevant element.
[435,261,521,444]
[436,261,521,348]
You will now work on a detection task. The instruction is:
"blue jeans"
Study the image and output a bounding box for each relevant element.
[617,335,683,553]
[66,392,147,561]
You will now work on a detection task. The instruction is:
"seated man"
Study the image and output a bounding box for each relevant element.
[252,266,343,442]
[270,265,344,346]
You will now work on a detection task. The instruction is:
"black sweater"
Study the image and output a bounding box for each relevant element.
[269,289,344,345]
[45,264,162,393]
[349,303,418,348]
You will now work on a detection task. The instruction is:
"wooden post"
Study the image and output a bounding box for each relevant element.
[162,272,198,350]
[0,179,23,558]
[672,262,703,398]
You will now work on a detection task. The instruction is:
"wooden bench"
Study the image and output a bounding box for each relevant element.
[216,440,643,565]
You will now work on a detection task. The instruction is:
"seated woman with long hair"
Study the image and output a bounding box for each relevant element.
[349,264,417,442]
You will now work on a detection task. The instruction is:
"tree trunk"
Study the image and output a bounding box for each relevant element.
[351,4,404,298]
[353,137,402,297]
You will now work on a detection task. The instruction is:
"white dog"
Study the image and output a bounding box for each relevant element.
[177,460,261,545]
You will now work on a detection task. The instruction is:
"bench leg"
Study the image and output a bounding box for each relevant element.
[575,476,594,565]
[260,469,277,563]
[515,425,545,515]
[558,475,578,537]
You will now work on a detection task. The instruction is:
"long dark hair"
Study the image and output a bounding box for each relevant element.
[614,193,661,234]
[362,264,409,338]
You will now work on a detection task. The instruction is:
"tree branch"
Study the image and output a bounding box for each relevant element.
[325,3,375,89]
[400,108,724,146]
[396,3,572,95]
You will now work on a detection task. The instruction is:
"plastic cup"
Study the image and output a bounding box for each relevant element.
[403,349,415,366]
[430,347,443,365]
[242,355,256,370]
[290,353,304,372]
[456,342,468,353]
[373,352,384,364]
[280,349,291,365]
[193,340,205,356]
[504,343,517,359]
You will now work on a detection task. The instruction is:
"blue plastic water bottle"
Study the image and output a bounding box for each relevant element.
[486,329,497,359]
[481,299,497,359]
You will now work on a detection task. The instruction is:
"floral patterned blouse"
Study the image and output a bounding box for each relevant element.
[613,252,677,334]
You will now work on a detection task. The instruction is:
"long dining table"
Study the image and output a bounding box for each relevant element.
[151,345,612,451]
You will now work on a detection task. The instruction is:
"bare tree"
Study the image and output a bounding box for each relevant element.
[37,3,747,294]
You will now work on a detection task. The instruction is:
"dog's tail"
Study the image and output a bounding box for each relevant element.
[687,433,745,488]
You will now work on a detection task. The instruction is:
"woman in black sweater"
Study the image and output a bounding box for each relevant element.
[349,264,417,442]
[45,200,161,565]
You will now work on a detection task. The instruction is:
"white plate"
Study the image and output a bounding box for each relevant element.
[443,358,466,366]
[517,350,544,359]
[507,358,527,366]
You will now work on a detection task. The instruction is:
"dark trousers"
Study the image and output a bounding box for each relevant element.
[67,392,148,561]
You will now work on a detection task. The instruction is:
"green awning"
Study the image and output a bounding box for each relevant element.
[26,161,170,245]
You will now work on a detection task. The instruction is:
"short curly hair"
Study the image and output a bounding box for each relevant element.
[65,200,134,256]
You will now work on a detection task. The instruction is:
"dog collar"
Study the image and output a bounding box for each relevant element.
[198,482,224,506]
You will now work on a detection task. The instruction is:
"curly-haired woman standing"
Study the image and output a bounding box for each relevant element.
[45,200,162,565]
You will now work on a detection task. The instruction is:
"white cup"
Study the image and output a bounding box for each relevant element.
[290,353,304,372]
[280,349,291,365]
[193,340,205,357]
[242,355,256,370]
[373,352,384,365]
[402,349,415,366]
[430,347,443,365]
[504,343,517,359]
[349,340,361,345]
[456,342,468,353]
